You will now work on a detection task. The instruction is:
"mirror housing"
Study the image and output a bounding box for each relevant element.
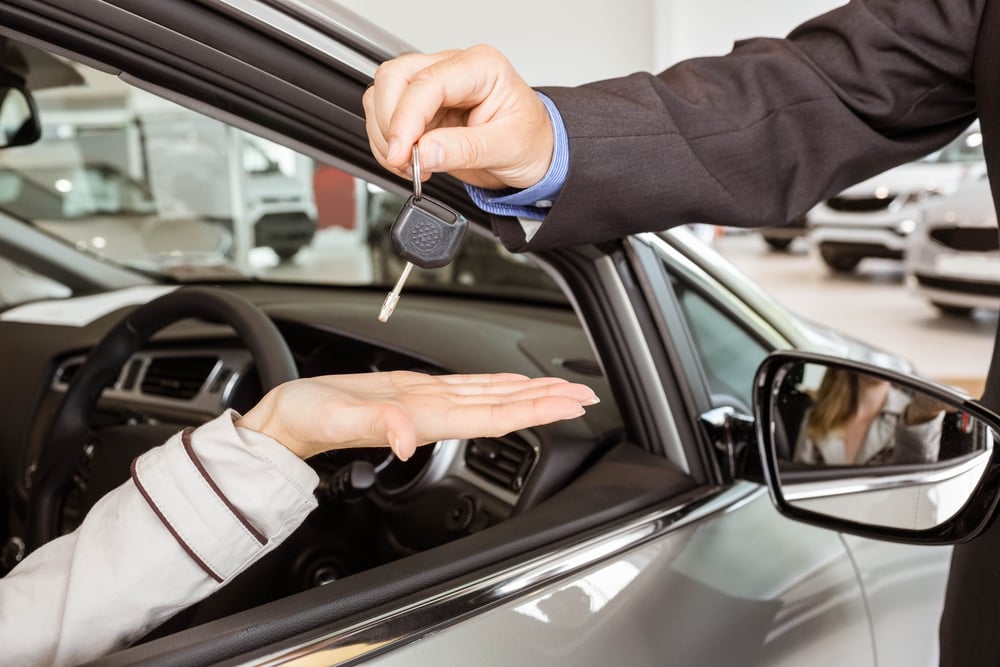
[754,350,1000,544]
[0,83,40,148]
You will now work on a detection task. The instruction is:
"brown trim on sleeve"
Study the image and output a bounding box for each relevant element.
[130,457,224,583]
[181,427,268,546]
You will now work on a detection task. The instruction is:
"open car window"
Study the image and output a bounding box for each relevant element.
[0,55,565,303]
[671,274,770,410]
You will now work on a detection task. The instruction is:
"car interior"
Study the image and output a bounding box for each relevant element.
[0,34,711,662]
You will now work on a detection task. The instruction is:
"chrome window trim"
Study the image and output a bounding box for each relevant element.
[247,482,761,666]
[199,0,386,78]
[640,232,791,351]
[264,0,415,60]
[595,254,689,473]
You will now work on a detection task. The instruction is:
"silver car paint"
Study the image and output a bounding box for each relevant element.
[646,232,950,666]
[277,488,874,667]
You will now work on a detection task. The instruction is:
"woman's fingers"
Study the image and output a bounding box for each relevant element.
[438,395,587,441]
[240,371,596,460]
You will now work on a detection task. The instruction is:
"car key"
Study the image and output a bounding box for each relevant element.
[379,146,468,322]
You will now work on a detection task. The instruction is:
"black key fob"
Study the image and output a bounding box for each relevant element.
[390,194,468,269]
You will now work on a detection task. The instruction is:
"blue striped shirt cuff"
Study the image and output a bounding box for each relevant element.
[464,92,569,221]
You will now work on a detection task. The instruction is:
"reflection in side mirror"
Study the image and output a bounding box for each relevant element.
[755,352,1000,544]
[0,85,40,149]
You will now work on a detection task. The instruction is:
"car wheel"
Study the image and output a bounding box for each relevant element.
[932,301,974,317]
[819,247,861,273]
[274,245,301,261]
[763,236,793,251]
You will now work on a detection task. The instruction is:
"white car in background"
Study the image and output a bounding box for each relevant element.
[906,176,999,316]
[810,124,985,273]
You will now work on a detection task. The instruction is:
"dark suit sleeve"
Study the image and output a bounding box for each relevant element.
[492,0,984,251]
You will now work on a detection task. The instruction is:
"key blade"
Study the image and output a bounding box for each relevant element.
[378,262,414,323]
[378,293,399,323]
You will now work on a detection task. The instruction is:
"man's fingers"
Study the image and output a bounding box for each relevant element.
[416,125,502,181]
[386,45,510,169]
[372,52,455,138]
[363,89,401,177]
[367,50,461,170]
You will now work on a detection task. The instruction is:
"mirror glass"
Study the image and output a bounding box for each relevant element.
[770,361,995,531]
[0,86,39,148]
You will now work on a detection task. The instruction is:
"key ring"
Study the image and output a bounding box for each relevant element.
[412,145,422,201]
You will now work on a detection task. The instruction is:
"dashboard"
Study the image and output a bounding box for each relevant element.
[0,283,619,616]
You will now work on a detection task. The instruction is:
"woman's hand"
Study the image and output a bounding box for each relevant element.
[236,371,597,461]
[363,45,554,190]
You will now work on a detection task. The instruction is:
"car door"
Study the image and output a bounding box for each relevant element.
[628,231,950,665]
[264,234,876,667]
[347,485,872,667]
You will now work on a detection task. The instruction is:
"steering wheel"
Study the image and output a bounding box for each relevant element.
[26,286,298,551]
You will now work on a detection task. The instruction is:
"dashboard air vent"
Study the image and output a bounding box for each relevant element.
[464,436,536,493]
[57,361,83,386]
[140,356,217,400]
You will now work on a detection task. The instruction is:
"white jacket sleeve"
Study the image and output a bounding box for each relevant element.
[0,410,319,666]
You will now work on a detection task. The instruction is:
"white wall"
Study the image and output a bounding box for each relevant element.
[335,0,656,87]
[653,0,846,68]
[337,0,845,85]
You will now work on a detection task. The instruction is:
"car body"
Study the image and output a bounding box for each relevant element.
[906,177,1000,316]
[809,124,986,273]
[0,3,989,666]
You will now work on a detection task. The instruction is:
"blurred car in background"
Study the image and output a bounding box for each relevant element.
[906,177,999,317]
[0,161,231,269]
[810,123,985,273]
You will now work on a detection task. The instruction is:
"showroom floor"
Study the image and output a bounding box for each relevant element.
[714,231,997,396]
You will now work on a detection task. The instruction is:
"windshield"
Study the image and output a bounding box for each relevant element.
[0,163,157,219]
[0,44,564,303]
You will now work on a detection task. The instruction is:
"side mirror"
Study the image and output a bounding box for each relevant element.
[0,84,40,148]
[754,351,1000,544]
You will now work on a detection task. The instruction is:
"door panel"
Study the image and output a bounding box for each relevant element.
[843,536,951,666]
[364,490,873,667]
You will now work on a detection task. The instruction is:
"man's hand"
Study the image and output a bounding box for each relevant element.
[904,392,951,425]
[363,45,554,190]
[236,371,597,461]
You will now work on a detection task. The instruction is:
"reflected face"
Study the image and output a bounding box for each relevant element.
[857,375,889,389]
